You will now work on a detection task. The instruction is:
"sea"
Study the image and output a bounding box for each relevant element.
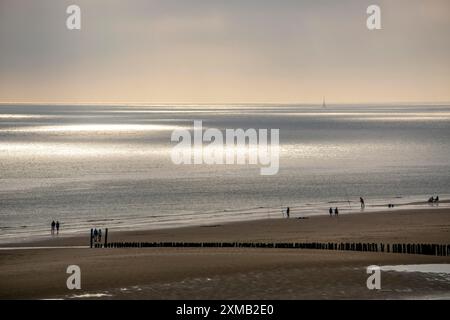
[1,103,449,243]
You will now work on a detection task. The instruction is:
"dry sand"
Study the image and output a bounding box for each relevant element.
[1,208,449,299]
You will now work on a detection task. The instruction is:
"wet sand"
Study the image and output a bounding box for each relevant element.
[0,208,449,299]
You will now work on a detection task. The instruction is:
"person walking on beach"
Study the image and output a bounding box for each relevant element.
[285,207,290,219]
[334,207,339,216]
[360,197,365,209]
[329,207,333,217]
[55,221,60,235]
[93,228,98,242]
[98,229,102,242]
[51,220,56,235]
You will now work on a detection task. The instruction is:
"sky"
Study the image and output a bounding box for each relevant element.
[0,0,449,104]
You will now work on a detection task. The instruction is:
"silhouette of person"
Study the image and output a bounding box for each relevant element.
[334,207,339,216]
[56,221,60,235]
[286,207,290,219]
[360,197,365,209]
[98,229,102,242]
[51,220,56,235]
[435,196,439,202]
[329,207,333,217]
[93,228,98,242]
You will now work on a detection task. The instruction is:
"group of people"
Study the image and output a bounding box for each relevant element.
[92,228,103,242]
[329,207,339,217]
[50,220,60,235]
[428,196,440,203]
[282,194,444,219]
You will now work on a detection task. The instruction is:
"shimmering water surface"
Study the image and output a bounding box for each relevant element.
[1,104,449,242]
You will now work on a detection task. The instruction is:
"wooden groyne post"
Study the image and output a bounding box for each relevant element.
[104,228,108,248]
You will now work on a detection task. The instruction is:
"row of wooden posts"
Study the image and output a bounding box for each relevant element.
[91,234,450,257]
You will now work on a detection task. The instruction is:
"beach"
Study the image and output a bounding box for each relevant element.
[1,208,449,299]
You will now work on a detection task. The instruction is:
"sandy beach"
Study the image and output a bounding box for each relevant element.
[1,208,449,299]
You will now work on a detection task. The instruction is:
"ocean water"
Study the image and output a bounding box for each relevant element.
[0,104,449,242]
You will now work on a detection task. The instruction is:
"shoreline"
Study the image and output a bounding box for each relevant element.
[3,207,450,247]
[1,207,449,299]
[1,201,449,247]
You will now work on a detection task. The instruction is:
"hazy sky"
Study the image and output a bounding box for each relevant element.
[0,0,449,104]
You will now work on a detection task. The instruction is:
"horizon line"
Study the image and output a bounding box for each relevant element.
[1,100,450,107]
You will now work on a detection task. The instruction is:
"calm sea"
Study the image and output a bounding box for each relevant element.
[1,104,449,242]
